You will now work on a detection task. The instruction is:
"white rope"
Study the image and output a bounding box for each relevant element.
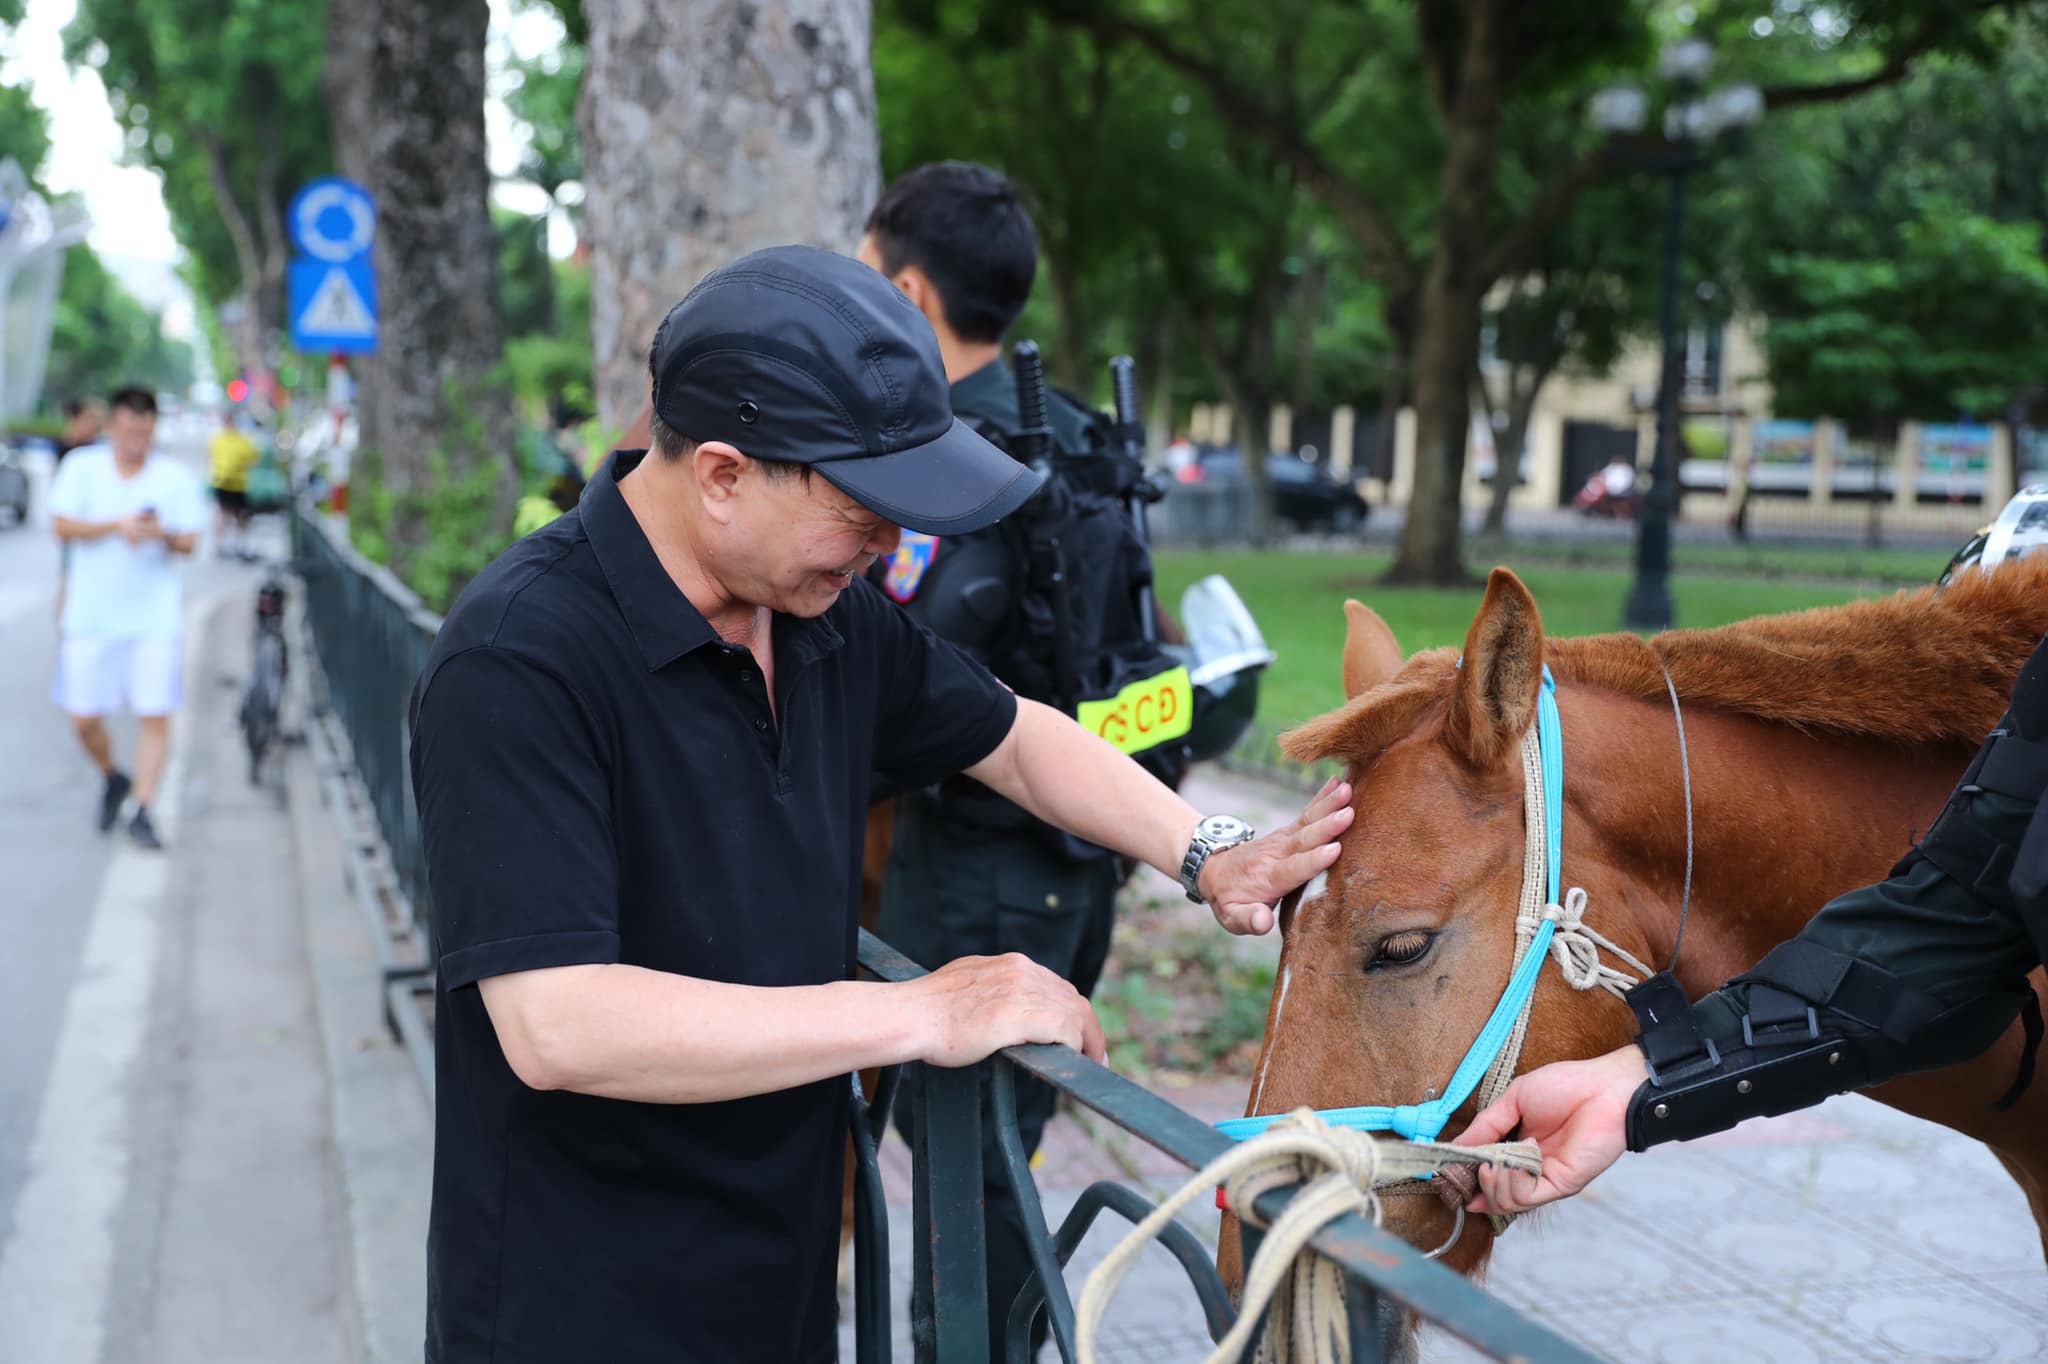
[1474,728,1654,1114]
[1543,888,1656,996]
[1074,1111,1541,1364]
[1475,726,1550,1112]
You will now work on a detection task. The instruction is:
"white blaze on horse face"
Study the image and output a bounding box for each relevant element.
[1250,869,1333,1113]
[1249,965,1293,1114]
[1293,869,1331,928]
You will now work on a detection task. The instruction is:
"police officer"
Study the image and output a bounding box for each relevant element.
[1456,577,2048,1214]
[857,162,1151,1354]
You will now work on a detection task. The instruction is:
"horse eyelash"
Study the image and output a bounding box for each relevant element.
[1366,931,1435,970]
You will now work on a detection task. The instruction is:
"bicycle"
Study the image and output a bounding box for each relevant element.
[239,569,290,787]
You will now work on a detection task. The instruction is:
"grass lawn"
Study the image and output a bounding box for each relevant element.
[1460,534,1949,585]
[1154,548,1901,733]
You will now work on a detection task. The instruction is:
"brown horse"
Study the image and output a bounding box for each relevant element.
[1230,560,2048,1296]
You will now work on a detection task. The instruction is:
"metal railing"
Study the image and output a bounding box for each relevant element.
[854,931,1595,1364]
[290,504,443,1088]
[291,503,444,937]
[290,503,1594,1362]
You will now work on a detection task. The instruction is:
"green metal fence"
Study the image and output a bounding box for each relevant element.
[292,504,1594,1363]
[853,930,1595,1364]
[291,504,443,938]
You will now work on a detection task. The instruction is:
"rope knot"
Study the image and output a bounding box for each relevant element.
[1076,1112,1545,1363]
[1540,886,1653,997]
[1219,1111,1382,1234]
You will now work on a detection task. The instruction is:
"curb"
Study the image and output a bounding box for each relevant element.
[287,651,432,1364]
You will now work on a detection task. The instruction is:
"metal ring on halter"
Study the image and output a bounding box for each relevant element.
[1421,1201,1466,1259]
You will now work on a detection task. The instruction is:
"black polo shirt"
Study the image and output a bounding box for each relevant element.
[410,450,1017,1363]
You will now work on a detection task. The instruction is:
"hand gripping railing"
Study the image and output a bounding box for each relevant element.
[850,930,1598,1364]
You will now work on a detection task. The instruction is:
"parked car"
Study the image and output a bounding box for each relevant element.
[0,441,31,526]
[1174,446,1368,533]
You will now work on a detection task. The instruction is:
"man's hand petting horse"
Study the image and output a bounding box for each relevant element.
[1200,776,1355,935]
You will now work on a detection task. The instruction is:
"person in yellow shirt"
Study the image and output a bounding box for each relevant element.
[208,412,261,560]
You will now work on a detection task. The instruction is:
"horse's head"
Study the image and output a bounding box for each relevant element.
[1234,569,1654,1275]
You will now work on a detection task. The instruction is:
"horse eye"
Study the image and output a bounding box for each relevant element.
[1368,931,1435,969]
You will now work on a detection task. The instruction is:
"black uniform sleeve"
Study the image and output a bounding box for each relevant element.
[854,580,1018,789]
[410,646,621,989]
[1626,787,2042,1151]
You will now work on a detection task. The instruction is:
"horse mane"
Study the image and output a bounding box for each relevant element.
[1285,555,2048,764]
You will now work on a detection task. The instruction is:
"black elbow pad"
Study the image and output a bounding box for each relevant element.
[1621,944,1954,1152]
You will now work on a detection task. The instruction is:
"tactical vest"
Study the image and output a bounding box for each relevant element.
[879,417,1192,856]
[1899,630,2048,968]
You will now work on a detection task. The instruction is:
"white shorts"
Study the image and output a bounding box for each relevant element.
[52,635,183,718]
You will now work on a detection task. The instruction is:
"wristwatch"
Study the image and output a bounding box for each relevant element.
[1180,814,1255,904]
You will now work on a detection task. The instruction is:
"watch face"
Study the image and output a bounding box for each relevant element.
[1199,814,1251,843]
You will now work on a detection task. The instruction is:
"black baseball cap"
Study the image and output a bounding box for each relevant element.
[648,244,1043,535]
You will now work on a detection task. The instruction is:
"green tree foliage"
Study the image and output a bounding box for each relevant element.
[1763,211,2048,426]
[873,5,1393,462]
[67,0,333,373]
[504,39,583,208]
[494,207,555,337]
[0,81,51,179]
[42,247,197,405]
[505,258,595,427]
[987,0,2025,580]
[1723,14,2048,428]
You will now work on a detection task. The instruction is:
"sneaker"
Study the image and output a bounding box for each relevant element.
[98,770,132,833]
[128,807,164,851]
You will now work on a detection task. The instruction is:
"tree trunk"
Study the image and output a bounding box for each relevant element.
[1289,228,1321,416]
[197,135,271,385]
[1046,260,1087,394]
[1483,400,1529,535]
[579,0,880,435]
[1395,268,1484,582]
[322,0,380,457]
[350,0,517,568]
[1385,0,1506,586]
[253,126,289,387]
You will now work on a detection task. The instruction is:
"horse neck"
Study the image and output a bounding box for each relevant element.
[1557,686,1974,998]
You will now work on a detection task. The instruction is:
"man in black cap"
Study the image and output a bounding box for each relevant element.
[409,244,1352,1363]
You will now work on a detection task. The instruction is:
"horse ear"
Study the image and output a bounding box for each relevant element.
[1341,600,1404,698]
[1444,569,1545,768]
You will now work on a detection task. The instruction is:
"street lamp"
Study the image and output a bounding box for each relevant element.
[1594,42,1761,631]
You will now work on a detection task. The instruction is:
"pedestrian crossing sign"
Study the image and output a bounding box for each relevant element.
[289,258,379,354]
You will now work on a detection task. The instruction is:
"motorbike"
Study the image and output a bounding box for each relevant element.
[1574,460,1640,520]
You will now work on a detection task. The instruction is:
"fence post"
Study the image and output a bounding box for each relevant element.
[907,1062,989,1363]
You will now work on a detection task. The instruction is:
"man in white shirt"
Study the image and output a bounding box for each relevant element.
[47,387,208,849]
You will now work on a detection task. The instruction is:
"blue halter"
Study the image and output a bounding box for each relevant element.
[1216,667,1564,1145]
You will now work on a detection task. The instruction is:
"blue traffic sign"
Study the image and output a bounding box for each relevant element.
[288,177,376,263]
[289,258,378,354]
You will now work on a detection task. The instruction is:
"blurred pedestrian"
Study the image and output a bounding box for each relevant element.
[47,387,208,849]
[208,409,261,560]
[54,397,102,465]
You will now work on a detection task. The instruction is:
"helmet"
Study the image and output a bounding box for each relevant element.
[1169,575,1277,762]
[1940,485,2048,586]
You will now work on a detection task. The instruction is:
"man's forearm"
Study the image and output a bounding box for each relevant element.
[968,697,1200,880]
[481,963,934,1103]
[53,515,116,542]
